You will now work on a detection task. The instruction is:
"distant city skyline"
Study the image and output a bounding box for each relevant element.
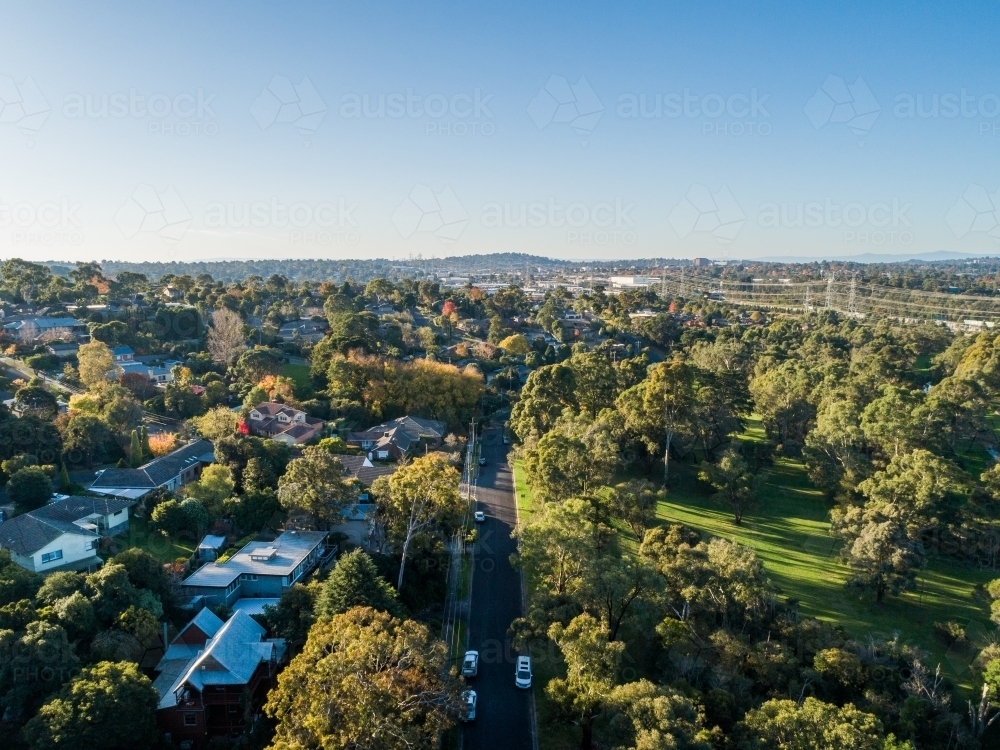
[3,1,1000,263]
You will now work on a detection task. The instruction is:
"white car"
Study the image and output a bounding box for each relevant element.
[515,655,532,689]
[474,510,486,523]
[462,650,479,677]
[461,689,477,721]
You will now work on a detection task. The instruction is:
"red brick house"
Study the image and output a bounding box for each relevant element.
[153,609,286,749]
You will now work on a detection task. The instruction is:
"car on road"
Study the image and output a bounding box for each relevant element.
[474,510,486,523]
[515,655,532,689]
[461,689,477,721]
[478,456,487,466]
[462,650,479,677]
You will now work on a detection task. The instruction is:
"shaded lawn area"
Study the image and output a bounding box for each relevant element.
[658,455,997,692]
[281,362,313,399]
[101,517,197,564]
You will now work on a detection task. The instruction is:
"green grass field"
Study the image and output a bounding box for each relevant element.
[659,456,995,691]
[514,440,998,694]
[281,363,313,399]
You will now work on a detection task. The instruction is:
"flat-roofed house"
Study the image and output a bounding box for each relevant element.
[180,530,335,607]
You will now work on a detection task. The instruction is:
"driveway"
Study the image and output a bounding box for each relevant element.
[461,428,534,750]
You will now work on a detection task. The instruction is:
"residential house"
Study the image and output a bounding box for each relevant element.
[89,439,215,500]
[246,402,324,445]
[3,317,87,342]
[118,358,182,384]
[0,496,136,574]
[364,302,396,316]
[277,320,326,343]
[348,415,446,461]
[162,285,184,301]
[180,530,335,607]
[334,456,399,547]
[154,609,286,749]
[45,341,79,359]
[112,345,135,363]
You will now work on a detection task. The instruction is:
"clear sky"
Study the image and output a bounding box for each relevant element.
[2,1,1000,263]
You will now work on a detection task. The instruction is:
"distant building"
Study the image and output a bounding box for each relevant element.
[0,496,136,574]
[111,345,135,363]
[46,341,79,359]
[180,530,335,607]
[246,402,325,445]
[348,416,446,461]
[608,276,653,288]
[3,317,87,341]
[277,320,326,343]
[90,439,215,500]
[692,258,712,267]
[154,609,287,749]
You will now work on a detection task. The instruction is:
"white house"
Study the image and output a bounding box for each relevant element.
[0,496,136,574]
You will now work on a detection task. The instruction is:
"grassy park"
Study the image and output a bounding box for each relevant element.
[513,439,998,693]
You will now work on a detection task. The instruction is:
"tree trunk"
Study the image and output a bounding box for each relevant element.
[397,532,412,591]
[580,715,593,750]
[663,429,672,483]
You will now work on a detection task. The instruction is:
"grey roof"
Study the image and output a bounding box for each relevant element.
[197,534,227,551]
[0,513,98,557]
[182,530,328,589]
[91,439,214,490]
[4,317,83,331]
[32,496,135,525]
[111,346,134,356]
[232,598,281,616]
[340,455,397,487]
[351,416,446,451]
[159,610,281,708]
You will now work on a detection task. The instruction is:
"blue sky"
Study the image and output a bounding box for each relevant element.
[2,1,1000,263]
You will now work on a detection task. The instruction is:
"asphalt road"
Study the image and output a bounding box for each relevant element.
[461,428,534,750]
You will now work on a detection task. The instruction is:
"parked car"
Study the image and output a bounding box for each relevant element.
[478,456,487,466]
[462,650,479,677]
[474,510,486,523]
[461,689,477,721]
[515,655,532,689]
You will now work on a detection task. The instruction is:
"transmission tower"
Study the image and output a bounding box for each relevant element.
[825,272,834,308]
[804,284,811,312]
[848,273,858,315]
[679,266,687,298]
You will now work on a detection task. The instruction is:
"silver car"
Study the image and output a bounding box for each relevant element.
[462,650,479,677]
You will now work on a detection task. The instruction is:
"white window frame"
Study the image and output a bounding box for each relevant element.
[41,549,63,564]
